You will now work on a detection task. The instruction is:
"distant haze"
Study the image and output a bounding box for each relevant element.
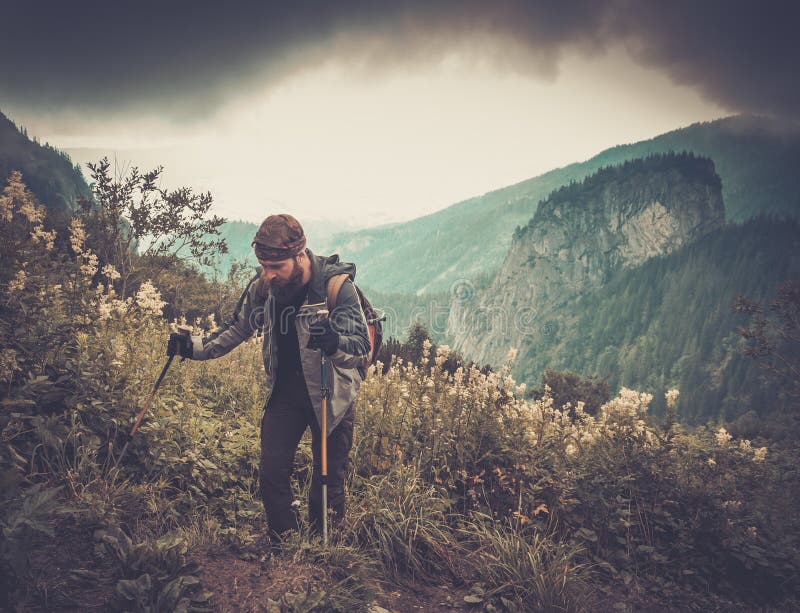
[61,49,724,226]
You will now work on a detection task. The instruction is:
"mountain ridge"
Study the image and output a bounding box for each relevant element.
[320,114,800,294]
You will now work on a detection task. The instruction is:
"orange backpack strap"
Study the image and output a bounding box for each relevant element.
[326,273,349,310]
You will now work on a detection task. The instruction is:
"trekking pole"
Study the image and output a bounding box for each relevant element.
[115,325,191,467]
[316,309,330,546]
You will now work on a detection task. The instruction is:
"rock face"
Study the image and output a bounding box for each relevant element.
[447,154,725,368]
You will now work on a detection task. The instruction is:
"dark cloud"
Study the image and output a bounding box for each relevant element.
[1,1,798,120]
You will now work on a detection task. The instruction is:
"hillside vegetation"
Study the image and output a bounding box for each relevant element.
[446,153,798,424]
[519,218,800,421]
[3,171,800,611]
[0,111,92,221]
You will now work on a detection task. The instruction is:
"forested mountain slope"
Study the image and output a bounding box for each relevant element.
[0,111,92,221]
[520,217,799,422]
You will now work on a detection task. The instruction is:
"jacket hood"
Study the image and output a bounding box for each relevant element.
[306,249,357,304]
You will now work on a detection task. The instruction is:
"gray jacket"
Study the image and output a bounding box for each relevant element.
[190,250,370,434]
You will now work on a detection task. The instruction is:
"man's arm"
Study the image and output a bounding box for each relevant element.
[328,279,371,369]
[190,277,259,360]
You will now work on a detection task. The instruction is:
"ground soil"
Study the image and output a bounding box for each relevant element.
[15,520,111,611]
[14,522,798,612]
[195,549,472,612]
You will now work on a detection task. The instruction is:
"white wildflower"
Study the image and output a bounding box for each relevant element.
[8,269,26,294]
[707,458,717,467]
[101,264,121,281]
[97,298,113,320]
[18,199,44,224]
[30,225,56,251]
[434,344,451,367]
[422,338,432,365]
[715,427,732,446]
[135,280,166,317]
[505,347,519,365]
[665,389,680,410]
[753,447,767,463]
[601,387,653,421]
[69,218,86,255]
[80,252,99,278]
[99,295,129,319]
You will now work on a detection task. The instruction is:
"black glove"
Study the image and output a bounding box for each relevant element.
[307,319,339,356]
[167,332,193,358]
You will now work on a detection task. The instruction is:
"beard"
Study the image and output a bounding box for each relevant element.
[270,257,306,302]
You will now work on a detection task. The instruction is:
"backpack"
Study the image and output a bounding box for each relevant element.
[326,274,384,365]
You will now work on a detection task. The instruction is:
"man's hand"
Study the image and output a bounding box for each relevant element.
[167,332,193,358]
[307,319,339,356]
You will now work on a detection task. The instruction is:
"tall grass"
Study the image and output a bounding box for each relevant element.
[2,172,799,610]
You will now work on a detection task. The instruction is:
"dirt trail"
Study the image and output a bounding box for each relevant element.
[196,550,470,612]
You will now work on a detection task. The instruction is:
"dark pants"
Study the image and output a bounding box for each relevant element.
[258,378,354,538]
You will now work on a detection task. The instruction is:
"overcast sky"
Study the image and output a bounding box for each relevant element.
[1,1,798,226]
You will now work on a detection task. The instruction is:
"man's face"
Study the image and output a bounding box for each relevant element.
[259,256,305,298]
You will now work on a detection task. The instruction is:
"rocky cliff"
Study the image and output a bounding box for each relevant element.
[447,153,725,368]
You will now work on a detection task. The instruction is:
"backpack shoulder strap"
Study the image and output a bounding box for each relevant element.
[232,273,261,322]
[326,273,350,310]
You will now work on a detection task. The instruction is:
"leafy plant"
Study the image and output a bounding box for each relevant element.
[94,527,213,612]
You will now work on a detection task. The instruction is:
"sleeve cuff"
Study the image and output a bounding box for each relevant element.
[191,335,207,360]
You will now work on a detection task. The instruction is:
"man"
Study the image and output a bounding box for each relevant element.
[168,214,370,543]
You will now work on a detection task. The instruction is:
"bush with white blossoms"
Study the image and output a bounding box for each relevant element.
[134,280,166,317]
[354,350,797,603]
[716,426,733,446]
[69,217,87,255]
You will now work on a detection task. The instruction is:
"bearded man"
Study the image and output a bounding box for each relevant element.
[167,214,370,547]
